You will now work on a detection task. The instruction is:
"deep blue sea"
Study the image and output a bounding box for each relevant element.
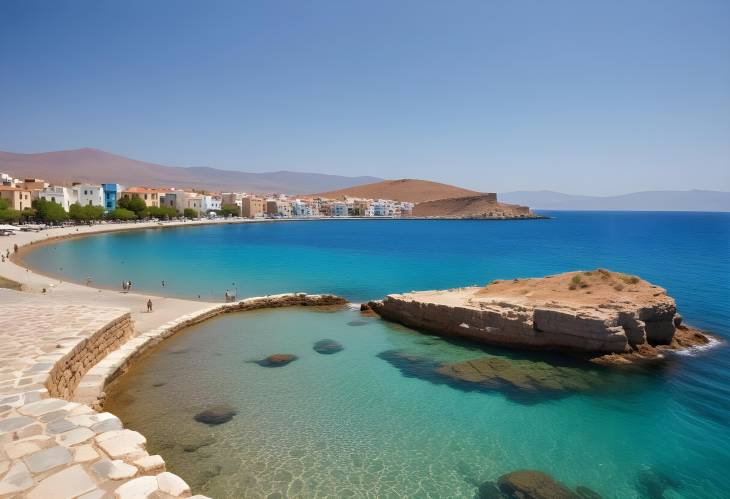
[28,212,730,497]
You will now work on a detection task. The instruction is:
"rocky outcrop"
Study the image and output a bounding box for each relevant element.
[369,270,696,355]
[411,194,536,219]
[477,469,602,499]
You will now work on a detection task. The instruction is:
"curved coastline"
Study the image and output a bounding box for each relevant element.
[0,219,351,498]
[2,216,725,497]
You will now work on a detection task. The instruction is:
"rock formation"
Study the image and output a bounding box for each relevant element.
[313,339,344,354]
[256,354,298,367]
[369,270,710,358]
[477,469,602,499]
[193,404,238,426]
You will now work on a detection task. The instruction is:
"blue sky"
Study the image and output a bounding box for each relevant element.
[1,0,728,194]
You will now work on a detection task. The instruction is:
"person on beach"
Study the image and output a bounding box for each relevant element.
[13,244,18,254]
[147,299,153,312]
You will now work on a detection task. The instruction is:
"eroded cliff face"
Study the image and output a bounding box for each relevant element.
[369,270,680,354]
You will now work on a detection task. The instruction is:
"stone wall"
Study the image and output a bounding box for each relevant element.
[46,314,134,399]
[74,293,347,408]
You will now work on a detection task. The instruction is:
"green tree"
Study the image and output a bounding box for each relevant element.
[147,206,178,219]
[118,196,147,217]
[20,207,35,222]
[31,199,68,224]
[0,199,8,210]
[68,204,104,222]
[0,208,22,223]
[68,203,84,221]
[219,204,240,217]
[183,208,198,219]
[106,208,136,220]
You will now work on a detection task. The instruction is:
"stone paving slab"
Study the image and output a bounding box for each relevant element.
[0,291,204,499]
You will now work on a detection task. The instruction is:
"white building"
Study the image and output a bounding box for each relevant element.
[291,199,316,217]
[39,186,77,211]
[202,194,222,212]
[73,184,104,207]
[0,173,21,187]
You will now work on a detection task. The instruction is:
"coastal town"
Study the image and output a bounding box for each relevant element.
[0,172,417,224]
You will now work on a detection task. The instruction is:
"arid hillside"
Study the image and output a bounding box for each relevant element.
[412,194,532,218]
[313,179,480,203]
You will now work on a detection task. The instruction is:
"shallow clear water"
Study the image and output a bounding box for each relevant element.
[105,308,727,498]
[28,213,730,497]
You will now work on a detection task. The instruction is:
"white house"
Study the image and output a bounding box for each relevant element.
[291,199,316,217]
[202,194,222,212]
[73,184,104,207]
[39,186,77,211]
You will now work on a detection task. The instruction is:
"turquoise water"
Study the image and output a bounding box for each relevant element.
[28,213,730,497]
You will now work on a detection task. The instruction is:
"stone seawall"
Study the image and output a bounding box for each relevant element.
[76,293,348,408]
[47,314,134,400]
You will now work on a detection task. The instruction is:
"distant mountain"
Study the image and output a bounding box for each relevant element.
[499,190,730,212]
[313,179,480,203]
[0,148,381,194]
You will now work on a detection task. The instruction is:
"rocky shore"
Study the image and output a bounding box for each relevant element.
[368,269,712,364]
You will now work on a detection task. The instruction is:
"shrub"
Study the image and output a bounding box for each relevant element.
[614,283,625,291]
[621,274,640,285]
[569,274,582,290]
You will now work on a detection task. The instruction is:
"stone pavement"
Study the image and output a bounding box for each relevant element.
[0,290,208,499]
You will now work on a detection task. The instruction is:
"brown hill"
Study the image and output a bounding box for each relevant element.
[412,194,533,218]
[313,179,479,203]
[0,148,381,194]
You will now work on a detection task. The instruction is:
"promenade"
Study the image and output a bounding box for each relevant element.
[0,221,230,498]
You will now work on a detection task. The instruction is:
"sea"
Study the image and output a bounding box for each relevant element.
[26,212,730,498]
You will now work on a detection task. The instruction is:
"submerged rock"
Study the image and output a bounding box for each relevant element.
[180,434,216,452]
[436,356,604,394]
[193,404,238,426]
[575,486,603,499]
[498,470,580,498]
[477,470,598,499]
[347,320,369,327]
[256,354,298,367]
[313,339,344,354]
[378,349,610,403]
[635,468,680,499]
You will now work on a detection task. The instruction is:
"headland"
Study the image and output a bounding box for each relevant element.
[368,269,714,365]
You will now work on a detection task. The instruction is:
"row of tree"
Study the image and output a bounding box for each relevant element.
[0,197,242,225]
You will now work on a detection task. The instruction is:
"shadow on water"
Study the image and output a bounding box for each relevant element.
[376,345,661,405]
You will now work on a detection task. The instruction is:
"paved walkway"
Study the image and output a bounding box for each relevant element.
[0,221,346,498]
[0,223,224,498]
[0,290,207,498]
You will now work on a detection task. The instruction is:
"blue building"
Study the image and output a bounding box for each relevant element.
[102,184,124,212]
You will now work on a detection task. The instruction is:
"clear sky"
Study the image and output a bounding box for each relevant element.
[1,0,728,195]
